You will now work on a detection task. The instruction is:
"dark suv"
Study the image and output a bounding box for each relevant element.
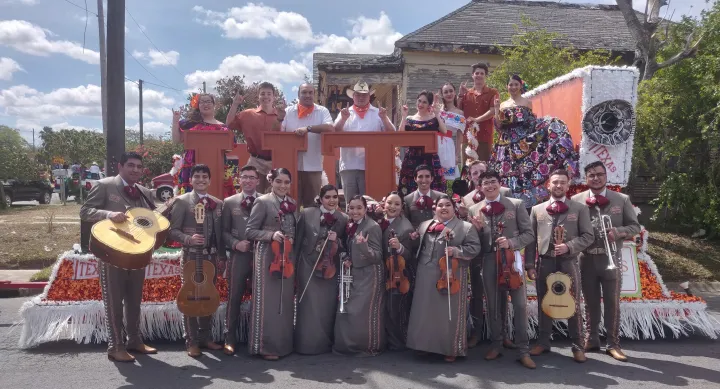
[2,179,53,206]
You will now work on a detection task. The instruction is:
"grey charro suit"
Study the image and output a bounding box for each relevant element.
[169,192,225,347]
[469,195,534,356]
[79,175,155,354]
[526,197,594,352]
[572,189,640,350]
[221,191,258,345]
[404,189,446,229]
[461,187,512,209]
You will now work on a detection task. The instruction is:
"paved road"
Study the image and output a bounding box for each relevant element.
[1,297,719,389]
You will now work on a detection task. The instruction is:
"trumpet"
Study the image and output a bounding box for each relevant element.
[596,207,617,270]
[338,256,353,313]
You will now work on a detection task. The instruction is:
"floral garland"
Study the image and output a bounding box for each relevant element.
[464,122,480,163]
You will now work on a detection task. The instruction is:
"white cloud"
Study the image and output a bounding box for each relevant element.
[193,4,320,46]
[0,82,175,127]
[0,20,99,64]
[184,54,309,92]
[132,49,179,67]
[19,0,38,4]
[0,57,24,80]
[310,12,402,55]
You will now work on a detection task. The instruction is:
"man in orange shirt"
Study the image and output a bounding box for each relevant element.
[458,63,499,162]
[226,81,286,194]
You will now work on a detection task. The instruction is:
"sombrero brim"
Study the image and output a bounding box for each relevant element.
[346,89,376,98]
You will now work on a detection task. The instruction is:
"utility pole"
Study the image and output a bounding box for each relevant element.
[203,81,206,93]
[139,79,144,146]
[32,128,35,151]
[106,0,125,176]
[97,0,108,138]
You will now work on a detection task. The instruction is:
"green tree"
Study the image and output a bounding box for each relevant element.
[634,2,720,234]
[0,126,40,210]
[125,129,184,186]
[38,128,106,167]
[487,16,618,98]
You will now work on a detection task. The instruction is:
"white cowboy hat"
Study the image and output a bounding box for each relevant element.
[346,81,376,98]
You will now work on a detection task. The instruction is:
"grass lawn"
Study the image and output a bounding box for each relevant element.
[647,231,720,282]
[0,204,80,270]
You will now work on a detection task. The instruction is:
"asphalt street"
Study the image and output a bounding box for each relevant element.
[1,297,719,389]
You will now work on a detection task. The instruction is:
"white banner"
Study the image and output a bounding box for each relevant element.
[72,258,183,280]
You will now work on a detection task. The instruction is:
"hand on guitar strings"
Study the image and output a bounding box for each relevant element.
[272,231,285,242]
[235,240,251,252]
[108,212,128,223]
[189,234,205,246]
[496,236,510,249]
[554,243,569,256]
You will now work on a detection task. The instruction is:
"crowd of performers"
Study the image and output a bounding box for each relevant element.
[78,62,640,369]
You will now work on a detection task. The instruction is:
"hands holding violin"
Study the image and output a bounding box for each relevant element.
[272,231,293,245]
[388,236,402,252]
[327,231,337,241]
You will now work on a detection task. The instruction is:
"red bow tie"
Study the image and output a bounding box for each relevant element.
[472,190,484,204]
[321,212,337,226]
[586,195,609,208]
[416,194,433,210]
[547,200,569,215]
[124,185,140,200]
[378,218,390,231]
[241,196,256,210]
[201,197,217,210]
[482,201,505,216]
[429,222,445,233]
[346,222,358,237]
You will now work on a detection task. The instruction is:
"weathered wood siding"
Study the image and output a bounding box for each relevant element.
[401,51,503,107]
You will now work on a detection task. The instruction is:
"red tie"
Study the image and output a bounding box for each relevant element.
[124,185,140,200]
[429,222,445,233]
[586,195,609,208]
[547,200,569,215]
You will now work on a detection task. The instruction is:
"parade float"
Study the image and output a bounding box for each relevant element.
[18,66,720,349]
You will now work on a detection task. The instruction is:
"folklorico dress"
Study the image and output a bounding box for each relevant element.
[378,215,417,351]
[489,106,580,208]
[397,118,447,196]
[245,193,298,357]
[406,217,481,357]
[438,111,466,184]
[333,216,386,356]
[294,207,348,355]
[177,119,238,198]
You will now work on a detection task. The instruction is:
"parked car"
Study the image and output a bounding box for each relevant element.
[152,173,175,202]
[81,170,106,192]
[2,179,53,206]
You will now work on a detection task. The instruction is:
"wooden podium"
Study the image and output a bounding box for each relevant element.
[182,130,234,198]
[321,132,438,201]
[262,132,308,199]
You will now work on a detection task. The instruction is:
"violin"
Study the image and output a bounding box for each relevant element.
[436,229,461,296]
[495,221,523,290]
[269,214,294,279]
[385,229,410,294]
[314,234,337,279]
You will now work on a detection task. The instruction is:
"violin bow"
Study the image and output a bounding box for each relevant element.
[278,212,285,315]
[298,234,331,303]
[444,228,452,322]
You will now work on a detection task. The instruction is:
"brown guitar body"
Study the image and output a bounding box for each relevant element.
[176,259,221,317]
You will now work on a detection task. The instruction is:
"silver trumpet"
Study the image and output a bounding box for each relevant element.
[338,256,353,313]
[596,207,618,270]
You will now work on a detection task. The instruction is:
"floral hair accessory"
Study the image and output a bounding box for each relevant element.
[190,94,199,109]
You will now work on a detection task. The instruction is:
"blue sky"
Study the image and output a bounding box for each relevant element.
[0,0,710,143]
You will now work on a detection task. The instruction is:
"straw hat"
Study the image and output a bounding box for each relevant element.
[346,81,376,98]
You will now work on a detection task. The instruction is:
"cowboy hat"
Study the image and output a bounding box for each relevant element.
[346,81,376,98]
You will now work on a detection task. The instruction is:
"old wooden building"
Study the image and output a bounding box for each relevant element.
[314,0,636,121]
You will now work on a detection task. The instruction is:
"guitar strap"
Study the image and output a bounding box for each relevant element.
[551,213,561,273]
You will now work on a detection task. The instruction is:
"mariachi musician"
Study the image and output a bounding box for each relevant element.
[468,170,536,369]
[294,184,348,355]
[572,161,640,362]
[406,195,481,362]
[80,151,159,363]
[220,165,261,355]
[460,160,511,210]
[526,169,594,363]
[404,165,446,228]
[169,164,225,358]
[245,167,298,361]
[378,191,417,351]
[333,195,386,356]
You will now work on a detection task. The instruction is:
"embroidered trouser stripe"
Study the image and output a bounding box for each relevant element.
[581,253,622,349]
[224,252,252,344]
[99,261,121,352]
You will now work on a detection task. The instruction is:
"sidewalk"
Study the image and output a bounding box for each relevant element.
[0,269,45,298]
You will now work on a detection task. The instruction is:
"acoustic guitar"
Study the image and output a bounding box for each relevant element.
[176,203,221,318]
[541,225,577,319]
[89,199,173,270]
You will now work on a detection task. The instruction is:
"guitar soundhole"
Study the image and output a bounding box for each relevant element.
[194,273,205,283]
[551,281,566,295]
[134,217,153,228]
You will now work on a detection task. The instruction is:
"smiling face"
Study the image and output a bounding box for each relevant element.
[417,94,430,113]
[434,198,455,222]
[320,189,339,211]
[441,84,456,105]
[547,173,570,199]
[384,194,402,219]
[507,79,523,96]
[117,157,143,185]
[586,165,607,191]
[352,92,370,107]
[348,198,367,222]
[198,94,215,115]
[271,173,291,197]
[238,169,259,193]
[190,171,210,193]
[472,68,487,86]
[470,163,488,187]
[415,168,433,192]
[258,87,275,107]
[298,84,315,107]
[480,175,500,199]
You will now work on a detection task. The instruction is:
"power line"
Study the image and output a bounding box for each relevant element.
[124,77,138,85]
[125,6,185,78]
[141,80,185,93]
[124,47,182,92]
[82,0,89,53]
[62,0,98,16]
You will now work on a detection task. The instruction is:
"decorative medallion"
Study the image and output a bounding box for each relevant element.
[582,99,635,146]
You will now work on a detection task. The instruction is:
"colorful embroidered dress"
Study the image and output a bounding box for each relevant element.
[397,117,447,196]
[489,106,579,208]
[177,120,238,198]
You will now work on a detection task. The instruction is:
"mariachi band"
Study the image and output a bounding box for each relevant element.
[81,148,640,368]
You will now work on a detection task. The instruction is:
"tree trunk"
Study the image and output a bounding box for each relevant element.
[0,184,6,210]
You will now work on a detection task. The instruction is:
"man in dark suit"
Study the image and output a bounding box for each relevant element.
[79,152,158,362]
